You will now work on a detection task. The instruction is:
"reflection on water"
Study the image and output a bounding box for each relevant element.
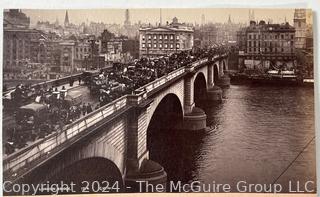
[150,85,316,193]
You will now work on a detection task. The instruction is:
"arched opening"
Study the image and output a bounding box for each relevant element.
[214,64,219,84]
[194,72,207,109]
[147,94,185,183]
[223,60,227,72]
[49,157,124,194]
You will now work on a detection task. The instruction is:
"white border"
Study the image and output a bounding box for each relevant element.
[0,0,319,196]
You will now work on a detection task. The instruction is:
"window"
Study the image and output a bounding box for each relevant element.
[159,35,162,39]
[248,35,252,39]
[142,43,145,48]
[148,35,151,40]
[170,35,174,40]
[176,44,180,49]
[159,44,162,48]
[281,34,284,39]
[164,44,168,48]
[170,44,173,49]
[148,43,151,48]
[176,35,180,40]
[164,35,168,40]
[142,35,145,40]
[154,44,157,48]
[154,35,157,39]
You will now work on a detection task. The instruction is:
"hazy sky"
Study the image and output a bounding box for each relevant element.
[22,8,295,26]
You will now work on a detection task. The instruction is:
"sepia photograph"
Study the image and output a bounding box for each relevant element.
[1,7,316,195]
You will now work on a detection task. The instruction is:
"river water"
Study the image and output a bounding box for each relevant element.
[151,85,316,193]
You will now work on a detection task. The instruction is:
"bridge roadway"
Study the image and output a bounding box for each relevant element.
[3,81,99,145]
[3,53,230,194]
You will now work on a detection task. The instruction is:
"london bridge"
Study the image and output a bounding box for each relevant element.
[2,8,315,195]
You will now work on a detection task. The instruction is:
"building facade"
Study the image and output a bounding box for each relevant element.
[139,17,194,57]
[195,23,218,48]
[4,9,30,29]
[59,41,76,73]
[293,9,307,49]
[3,29,44,69]
[237,21,296,71]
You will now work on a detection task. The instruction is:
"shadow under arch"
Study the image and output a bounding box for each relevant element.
[147,93,183,152]
[49,157,124,194]
[214,64,219,84]
[194,72,207,109]
[222,60,227,72]
[146,93,186,182]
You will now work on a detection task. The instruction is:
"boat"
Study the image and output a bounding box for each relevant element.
[230,69,304,86]
[302,78,314,87]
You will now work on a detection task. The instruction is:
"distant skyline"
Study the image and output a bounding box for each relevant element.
[20,8,297,26]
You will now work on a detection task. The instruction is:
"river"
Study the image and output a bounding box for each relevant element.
[150,85,316,193]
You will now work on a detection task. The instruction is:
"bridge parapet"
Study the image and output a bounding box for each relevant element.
[136,66,185,94]
[3,73,82,95]
[3,53,229,183]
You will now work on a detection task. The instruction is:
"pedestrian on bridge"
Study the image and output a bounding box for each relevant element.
[87,103,93,114]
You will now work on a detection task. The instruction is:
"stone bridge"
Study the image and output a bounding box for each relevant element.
[3,53,230,194]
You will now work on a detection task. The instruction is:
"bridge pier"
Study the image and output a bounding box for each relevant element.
[217,74,231,88]
[207,85,223,102]
[182,107,207,131]
[125,159,167,192]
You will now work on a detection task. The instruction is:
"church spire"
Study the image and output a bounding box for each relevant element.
[64,10,69,27]
[228,14,232,24]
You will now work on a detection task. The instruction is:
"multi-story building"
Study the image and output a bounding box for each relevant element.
[215,16,244,44]
[3,28,44,69]
[237,20,296,71]
[59,41,76,73]
[139,17,194,58]
[197,23,218,48]
[4,9,30,29]
[74,41,91,70]
[293,9,307,49]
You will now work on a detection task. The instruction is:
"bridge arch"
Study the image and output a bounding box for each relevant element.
[146,93,184,182]
[213,63,219,84]
[147,93,183,136]
[49,157,124,193]
[145,80,184,132]
[222,60,227,72]
[146,93,184,156]
[193,72,207,108]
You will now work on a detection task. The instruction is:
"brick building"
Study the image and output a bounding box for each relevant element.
[237,20,296,71]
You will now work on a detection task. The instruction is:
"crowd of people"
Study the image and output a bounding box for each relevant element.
[89,46,228,106]
[3,45,229,156]
[4,82,99,155]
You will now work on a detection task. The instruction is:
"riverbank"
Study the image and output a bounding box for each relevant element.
[229,73,314,87]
